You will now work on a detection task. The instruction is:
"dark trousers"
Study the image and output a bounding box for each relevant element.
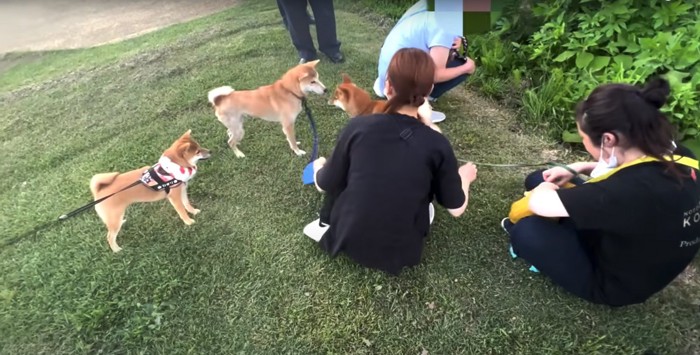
[276,0,312,29]
[429,59,470,99]
[277,0,341,60]
[508,170,605,304]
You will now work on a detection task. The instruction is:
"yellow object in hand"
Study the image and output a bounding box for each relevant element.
[507,182,577,224]
[508,192,532,224]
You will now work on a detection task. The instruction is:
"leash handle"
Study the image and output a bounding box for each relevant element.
[546,162,580,178]
[58,180,141,221]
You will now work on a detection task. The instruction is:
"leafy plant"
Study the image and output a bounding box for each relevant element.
[470,0,700,142]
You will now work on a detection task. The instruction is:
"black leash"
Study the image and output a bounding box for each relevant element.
[302,98,319,162]
[58,180,142,221]
[1,180,142,249]
[300,97,320,185]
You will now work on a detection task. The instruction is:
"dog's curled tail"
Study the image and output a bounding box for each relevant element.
[208,86,235,106]
[90,172,120,198]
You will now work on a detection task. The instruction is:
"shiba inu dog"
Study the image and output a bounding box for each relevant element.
[207,60,327,158]
[89,130,210,252]
[329,74,387,117]
[330,74,441,133]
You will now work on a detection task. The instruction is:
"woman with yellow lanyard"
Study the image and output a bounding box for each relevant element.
[501,77,700,307]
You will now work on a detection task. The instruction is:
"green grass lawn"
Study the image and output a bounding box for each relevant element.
[1,1,698,354]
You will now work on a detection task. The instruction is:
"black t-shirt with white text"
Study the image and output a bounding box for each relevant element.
[557,146,700,306]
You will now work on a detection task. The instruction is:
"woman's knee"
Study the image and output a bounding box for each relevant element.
[509,217,554,257]
[524,169,546,190]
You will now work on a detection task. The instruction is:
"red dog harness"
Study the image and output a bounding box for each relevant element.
[140,156,197,194]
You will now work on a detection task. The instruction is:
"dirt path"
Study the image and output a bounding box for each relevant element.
[0,0,240,54]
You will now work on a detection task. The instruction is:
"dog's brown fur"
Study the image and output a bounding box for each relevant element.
[89,130,210,252]
[329,74,441,133]
[207,60,327,158]
[328,74,387,117]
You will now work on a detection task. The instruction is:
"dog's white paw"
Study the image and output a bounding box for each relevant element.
[184,218,196,226]
[233,149,246,158]
[295,149,307,156]
[191,208,201,215]
[111,245,123,253]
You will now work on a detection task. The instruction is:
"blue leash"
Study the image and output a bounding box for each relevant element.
[301,98,319,185]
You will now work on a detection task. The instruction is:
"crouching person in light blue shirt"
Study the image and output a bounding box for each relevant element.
[374,0,476,123]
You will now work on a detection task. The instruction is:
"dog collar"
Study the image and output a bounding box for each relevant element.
[284,88,305,101]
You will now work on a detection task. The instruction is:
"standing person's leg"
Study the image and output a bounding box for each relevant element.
[506,216,601,303]
[278,0,318,63]
[307,0,344,63]
[429,59,469,101]
[276,0,289,29]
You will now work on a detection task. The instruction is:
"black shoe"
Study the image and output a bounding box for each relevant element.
[299,56,318,64]
[324,51,344,64]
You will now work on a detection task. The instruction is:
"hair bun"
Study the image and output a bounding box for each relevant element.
[640,77,670,109]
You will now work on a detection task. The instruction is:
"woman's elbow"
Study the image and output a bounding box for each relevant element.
[448,207,465,217]
[448,201,468,217]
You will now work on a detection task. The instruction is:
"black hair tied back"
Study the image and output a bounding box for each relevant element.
[640,77,671,109]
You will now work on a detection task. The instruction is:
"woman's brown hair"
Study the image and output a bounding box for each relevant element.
[383,48,436,114]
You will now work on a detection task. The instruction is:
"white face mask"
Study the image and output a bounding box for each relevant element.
[590,144,618,178]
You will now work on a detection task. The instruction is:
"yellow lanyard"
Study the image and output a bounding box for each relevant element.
[586,155,699,183]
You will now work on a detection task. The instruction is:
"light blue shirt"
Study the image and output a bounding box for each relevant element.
[375,0,458,95]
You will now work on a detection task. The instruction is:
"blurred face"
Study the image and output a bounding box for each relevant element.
[577,122,600,160]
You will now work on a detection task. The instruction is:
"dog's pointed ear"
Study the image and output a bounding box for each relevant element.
[181,129,192,138]
[298,71,310,81]
[305,59,320,67]
[341,73,352,84]
[177,142,192,156]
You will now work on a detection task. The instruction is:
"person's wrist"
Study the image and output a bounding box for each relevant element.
[568,162,581,173]
[462,180,472,190]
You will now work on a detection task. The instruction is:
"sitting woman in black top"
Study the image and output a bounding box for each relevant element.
[304,47,477,275]
[502,77,700,307]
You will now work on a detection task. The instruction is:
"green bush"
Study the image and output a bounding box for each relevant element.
[475,0,700,142]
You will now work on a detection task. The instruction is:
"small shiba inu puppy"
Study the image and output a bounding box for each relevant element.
[89,130,210,252]
[330,74,441,133]
[329,74,387,117]
[207,60,327,158]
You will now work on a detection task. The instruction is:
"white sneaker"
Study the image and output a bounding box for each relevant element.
[373,77,385,97]
[303,218,329,242]
[429,203,435,225]
[431,110,446,123]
